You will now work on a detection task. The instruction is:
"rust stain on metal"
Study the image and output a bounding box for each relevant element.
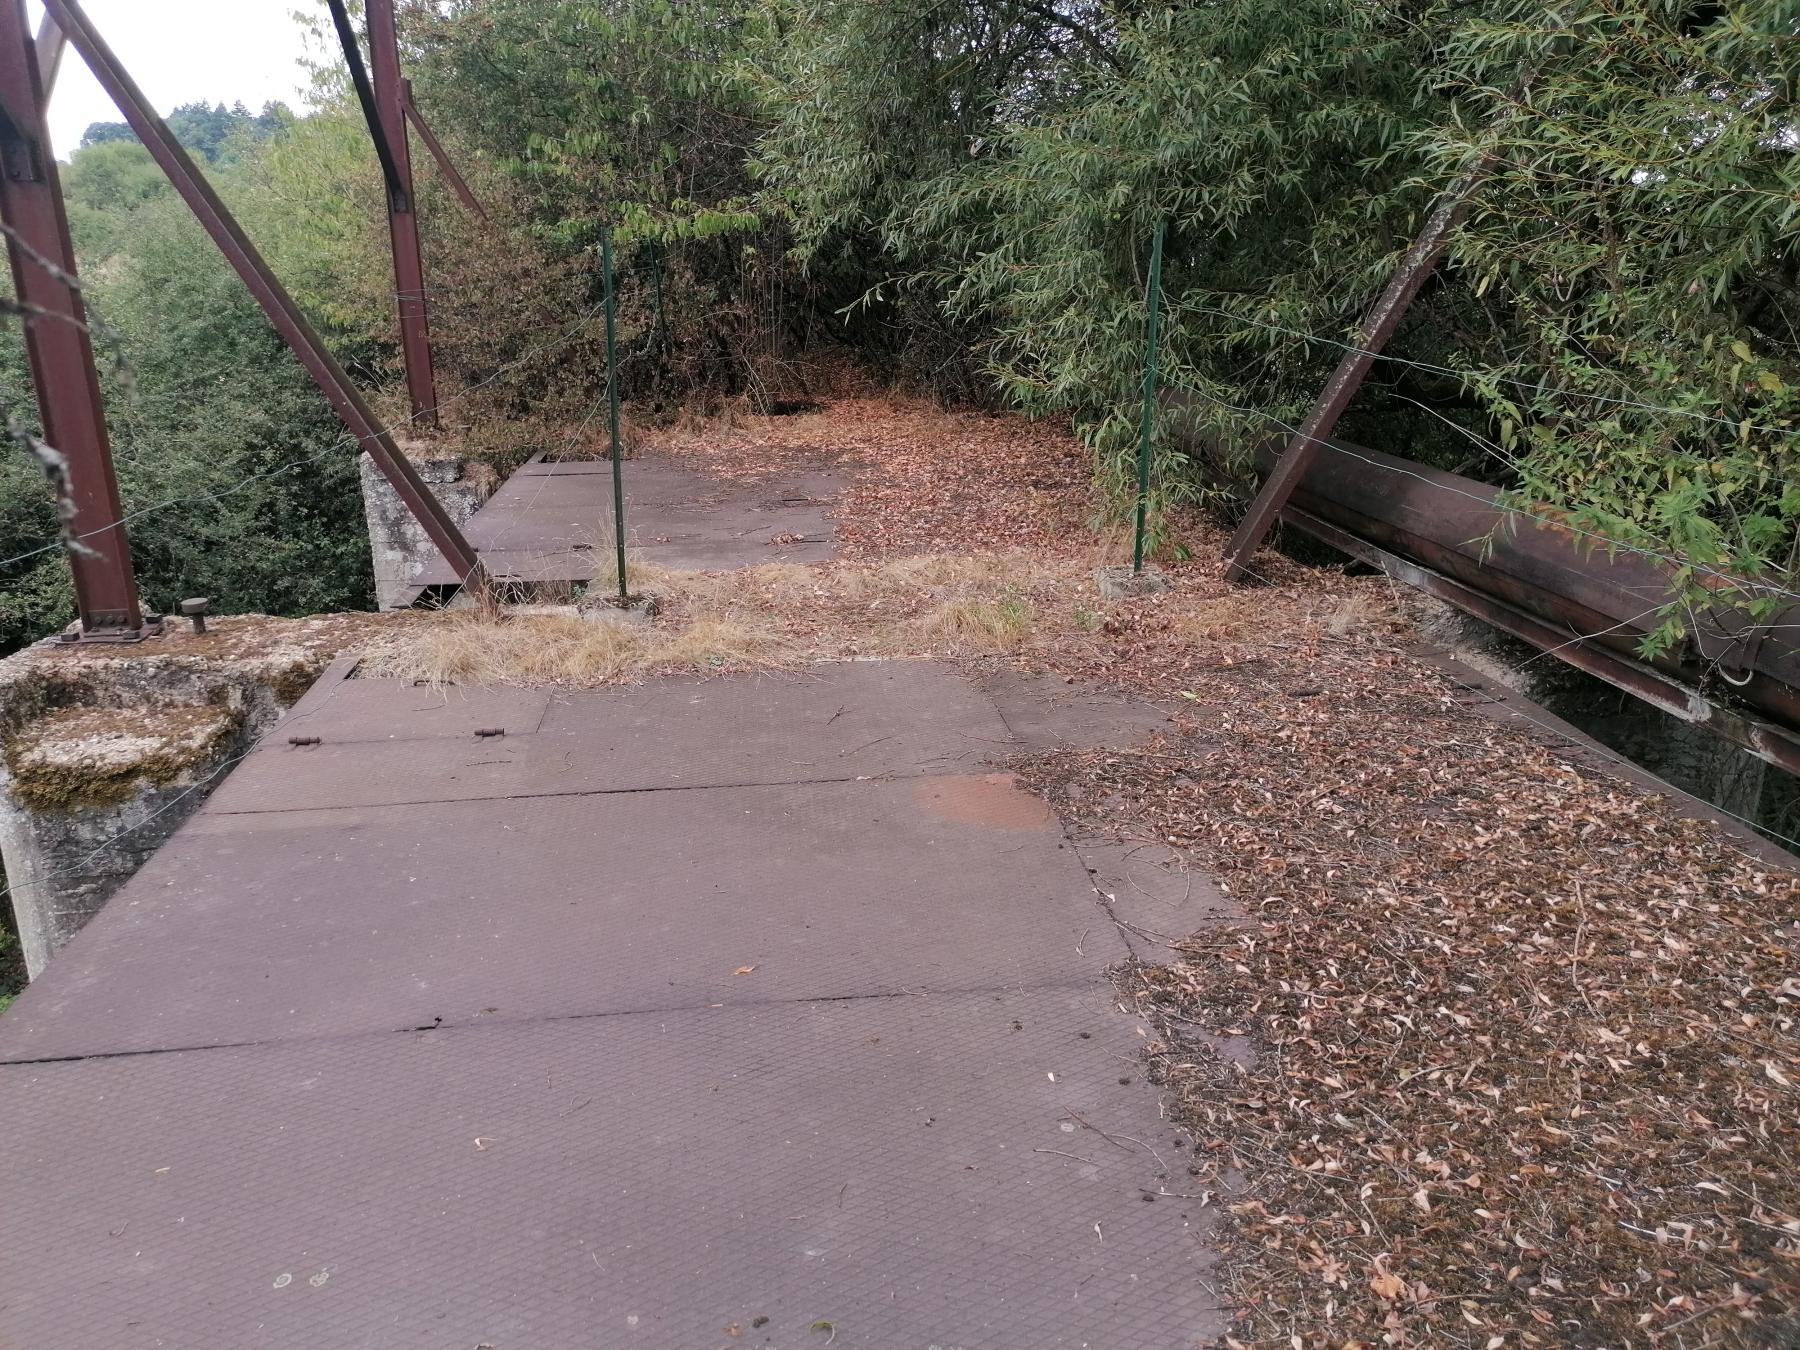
[912,774,1056,831]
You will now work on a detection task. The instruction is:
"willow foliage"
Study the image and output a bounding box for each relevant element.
[755,0,1800,628]
[1437,0,1800,643]
[401,0,823,405]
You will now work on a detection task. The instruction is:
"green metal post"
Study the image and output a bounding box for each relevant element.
[602,230,628,600]
[1133,219,1167,574]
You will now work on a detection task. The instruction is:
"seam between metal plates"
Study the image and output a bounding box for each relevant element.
[202,760,1024,815]
[0,971,1128,1070]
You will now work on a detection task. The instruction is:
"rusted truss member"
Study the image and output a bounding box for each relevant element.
[1172,380,1800,774]
[31,11,64,89]
[0,0,149,639]
[1219,171,1489,582]
[1218,58,1552,585]
[327,0,436,427]
[1288,507,1800,778]
[39,0,483,587]
[401,81,488,224]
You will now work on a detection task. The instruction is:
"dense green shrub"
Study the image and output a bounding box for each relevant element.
[751,0,1799,631]
[0,111,374,656]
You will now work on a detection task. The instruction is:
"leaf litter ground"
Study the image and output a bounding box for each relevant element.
[662,397,1798,1347]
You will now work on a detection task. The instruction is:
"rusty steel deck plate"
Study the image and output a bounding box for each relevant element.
[215,662,1170,816]
[0,775,1125,1060]
[1069,838,1243,966]
[217,661,1018,812]
[264,676,551,744]
[974,666,1173,753]
[0,660,1214,1347]
[414,458,839,585]
[0,988,1222,1350]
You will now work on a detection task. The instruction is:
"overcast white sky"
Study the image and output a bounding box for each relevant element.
[35,0,318,158]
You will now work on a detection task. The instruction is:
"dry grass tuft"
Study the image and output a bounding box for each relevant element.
[655,613,787,670]
[633,551,1053,622]
[1167,590,1274,644]
[726,562,830,607]
[361,609,788,688]
[365,546,1344,685]
[885,552,1049,591]
[908,594,1036,654]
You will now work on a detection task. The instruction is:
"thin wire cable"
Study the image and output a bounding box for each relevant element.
[1384,388,1530,478]
[1180,302,1800,439]
[1262,381,1796,659]
[484,265,642,571]
[1169,375,1800,606]
[0,305,614,908]
[500,366,619,570]
[383,251,666,307]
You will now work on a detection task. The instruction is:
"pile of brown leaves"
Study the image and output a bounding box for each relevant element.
[1016,597,1799,1347]
[653,398,1800,1344]
[662,396,1099,556]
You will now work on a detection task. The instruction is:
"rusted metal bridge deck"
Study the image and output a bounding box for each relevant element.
[413,454,842,594]
[0,658,1226,1348]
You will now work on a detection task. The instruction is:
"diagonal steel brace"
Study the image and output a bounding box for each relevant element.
[41,0,483,589]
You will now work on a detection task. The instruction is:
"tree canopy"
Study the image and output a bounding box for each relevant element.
[0,101,372,655]
[396,0,1798,632]
[80,99,291,164]
[2,0,1796,655]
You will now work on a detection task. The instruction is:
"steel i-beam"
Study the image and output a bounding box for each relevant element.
[363,0,437,428]
[0,0,150,639]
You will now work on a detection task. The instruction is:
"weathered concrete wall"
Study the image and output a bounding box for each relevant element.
[0,709,246,976]
[0,622,353,978]
[1414,597,1785,828]
[360,450,493,609]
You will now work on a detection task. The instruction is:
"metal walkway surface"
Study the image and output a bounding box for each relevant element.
[0,660,1224,1349]
[414,454,841,591]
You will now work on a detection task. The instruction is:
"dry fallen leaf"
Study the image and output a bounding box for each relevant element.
[733,965,756,976]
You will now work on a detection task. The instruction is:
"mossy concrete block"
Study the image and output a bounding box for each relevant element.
[359,447,496,610]
[0,704,245,977]
[0,618,353,979]
[5,705,238,813]
[1094,564,1174,602]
